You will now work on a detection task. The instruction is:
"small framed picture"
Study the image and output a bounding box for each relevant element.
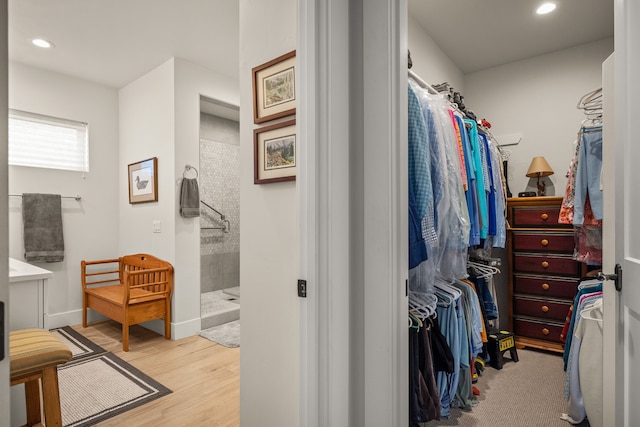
[254,119,296,184]
[252,50,296,124]
[128,157,158,204]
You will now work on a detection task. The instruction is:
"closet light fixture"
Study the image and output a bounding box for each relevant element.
[526,156,554,196]
[32,38,55,49]
[536,2,557,15]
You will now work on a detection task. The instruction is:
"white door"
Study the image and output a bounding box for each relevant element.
[612,0,640,425]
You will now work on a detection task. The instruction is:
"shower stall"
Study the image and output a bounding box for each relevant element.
[199,98,240,330]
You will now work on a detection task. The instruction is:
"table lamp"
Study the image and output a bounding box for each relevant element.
[526,156,554,196]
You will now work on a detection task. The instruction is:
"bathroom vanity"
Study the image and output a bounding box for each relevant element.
[9,258,54,427]
[9,257,53,331]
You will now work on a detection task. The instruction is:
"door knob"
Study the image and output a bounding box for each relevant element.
[596,263,623,292]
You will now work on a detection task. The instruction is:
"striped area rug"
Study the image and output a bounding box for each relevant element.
[50,326,172,427]
[51,326,106,360]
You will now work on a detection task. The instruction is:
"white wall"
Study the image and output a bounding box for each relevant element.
[464,38,614,196]
[239,0,299,425]
[118,59,175,259]
[173,58,239,337]
[119,58,238,339]
[8,62,120,327]
[407,13,464,93]
[119,59,178,337]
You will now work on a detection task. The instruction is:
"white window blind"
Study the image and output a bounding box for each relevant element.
[9,109,89,172]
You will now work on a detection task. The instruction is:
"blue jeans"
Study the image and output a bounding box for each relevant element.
[574,127,603,224]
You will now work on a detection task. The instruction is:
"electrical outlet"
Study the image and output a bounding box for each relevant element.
[152,220,161,233]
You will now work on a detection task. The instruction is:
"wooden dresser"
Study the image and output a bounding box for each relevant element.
[506,196,583,353]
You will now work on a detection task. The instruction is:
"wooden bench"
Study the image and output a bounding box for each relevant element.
[81,254,174,351]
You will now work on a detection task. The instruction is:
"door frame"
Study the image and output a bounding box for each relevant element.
[298,0,408,425]
[0,0,9,423]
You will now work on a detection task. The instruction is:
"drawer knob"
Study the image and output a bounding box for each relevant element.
[540,213,549,221]
[541,239,549,247]
[542,328,550,336]
[541,283,550,291]
[541,261,549,268]
[541,305,549,313]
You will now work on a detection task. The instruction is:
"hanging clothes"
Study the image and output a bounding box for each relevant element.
[407,72,508,422]
[408,85,431,270]
[573,126,603,224]
[559,92,603,267]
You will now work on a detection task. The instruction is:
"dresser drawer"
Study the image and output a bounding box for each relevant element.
[512,232,575,253]
[513,253,581,276]
[514,317,565,343]
[511,206,563,227]
[514,296,571,321]
[513,274,578,299]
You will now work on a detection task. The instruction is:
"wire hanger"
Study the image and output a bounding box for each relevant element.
[467,260,501,279]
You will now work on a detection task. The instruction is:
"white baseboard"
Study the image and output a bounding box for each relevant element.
[47,309,201,341]
[47,309,111,329]
[171,317,202,340]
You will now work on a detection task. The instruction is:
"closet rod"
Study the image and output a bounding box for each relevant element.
[408,69,439,95]
[10,194,81,201]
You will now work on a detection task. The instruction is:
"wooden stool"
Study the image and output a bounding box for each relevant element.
[10,328,72,427]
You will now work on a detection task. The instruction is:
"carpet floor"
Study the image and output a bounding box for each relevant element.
[51,326,172,427]
[422,348,590,427]
[200,320,240,348]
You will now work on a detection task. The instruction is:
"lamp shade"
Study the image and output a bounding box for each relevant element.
[526,156,554,178]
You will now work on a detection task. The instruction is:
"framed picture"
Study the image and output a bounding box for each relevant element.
[252,50,296,124]
[254,119,296,184]
[128,157,158,204]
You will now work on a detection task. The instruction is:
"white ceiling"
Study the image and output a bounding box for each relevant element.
[9,0,240,89]
[9,1,614,90]
[409,0,614,74]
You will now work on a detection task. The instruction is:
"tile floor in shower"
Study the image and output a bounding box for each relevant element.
[201,287,240,330]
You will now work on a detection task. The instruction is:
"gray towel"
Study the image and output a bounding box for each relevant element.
[180,178,200,218]
[22,193,64,262]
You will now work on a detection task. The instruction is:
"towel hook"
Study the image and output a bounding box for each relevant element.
[184,164,198,179]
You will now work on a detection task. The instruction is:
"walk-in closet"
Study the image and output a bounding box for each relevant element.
[406,1,612,425]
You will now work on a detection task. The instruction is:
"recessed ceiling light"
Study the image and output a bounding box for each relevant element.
[536,2,557,15]
[32,38,55,49]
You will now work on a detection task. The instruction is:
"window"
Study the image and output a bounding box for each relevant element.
[9,109,89,172]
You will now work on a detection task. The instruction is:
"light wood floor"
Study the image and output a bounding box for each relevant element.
[70,320,240,427]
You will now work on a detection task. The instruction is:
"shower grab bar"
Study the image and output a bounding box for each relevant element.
[200,200,230,233]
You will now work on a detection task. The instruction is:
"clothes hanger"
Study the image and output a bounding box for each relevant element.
[409,291,437,319]
[434,278,461,306]
[408,311,423,330]
[576,88,602,109]
[579,298,603,322]
[577,278,602,290]
[467,260,500,279]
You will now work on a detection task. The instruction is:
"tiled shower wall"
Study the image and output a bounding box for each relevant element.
[199,113,240,293]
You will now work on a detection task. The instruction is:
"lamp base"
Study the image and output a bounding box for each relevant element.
[537,177,546,196]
